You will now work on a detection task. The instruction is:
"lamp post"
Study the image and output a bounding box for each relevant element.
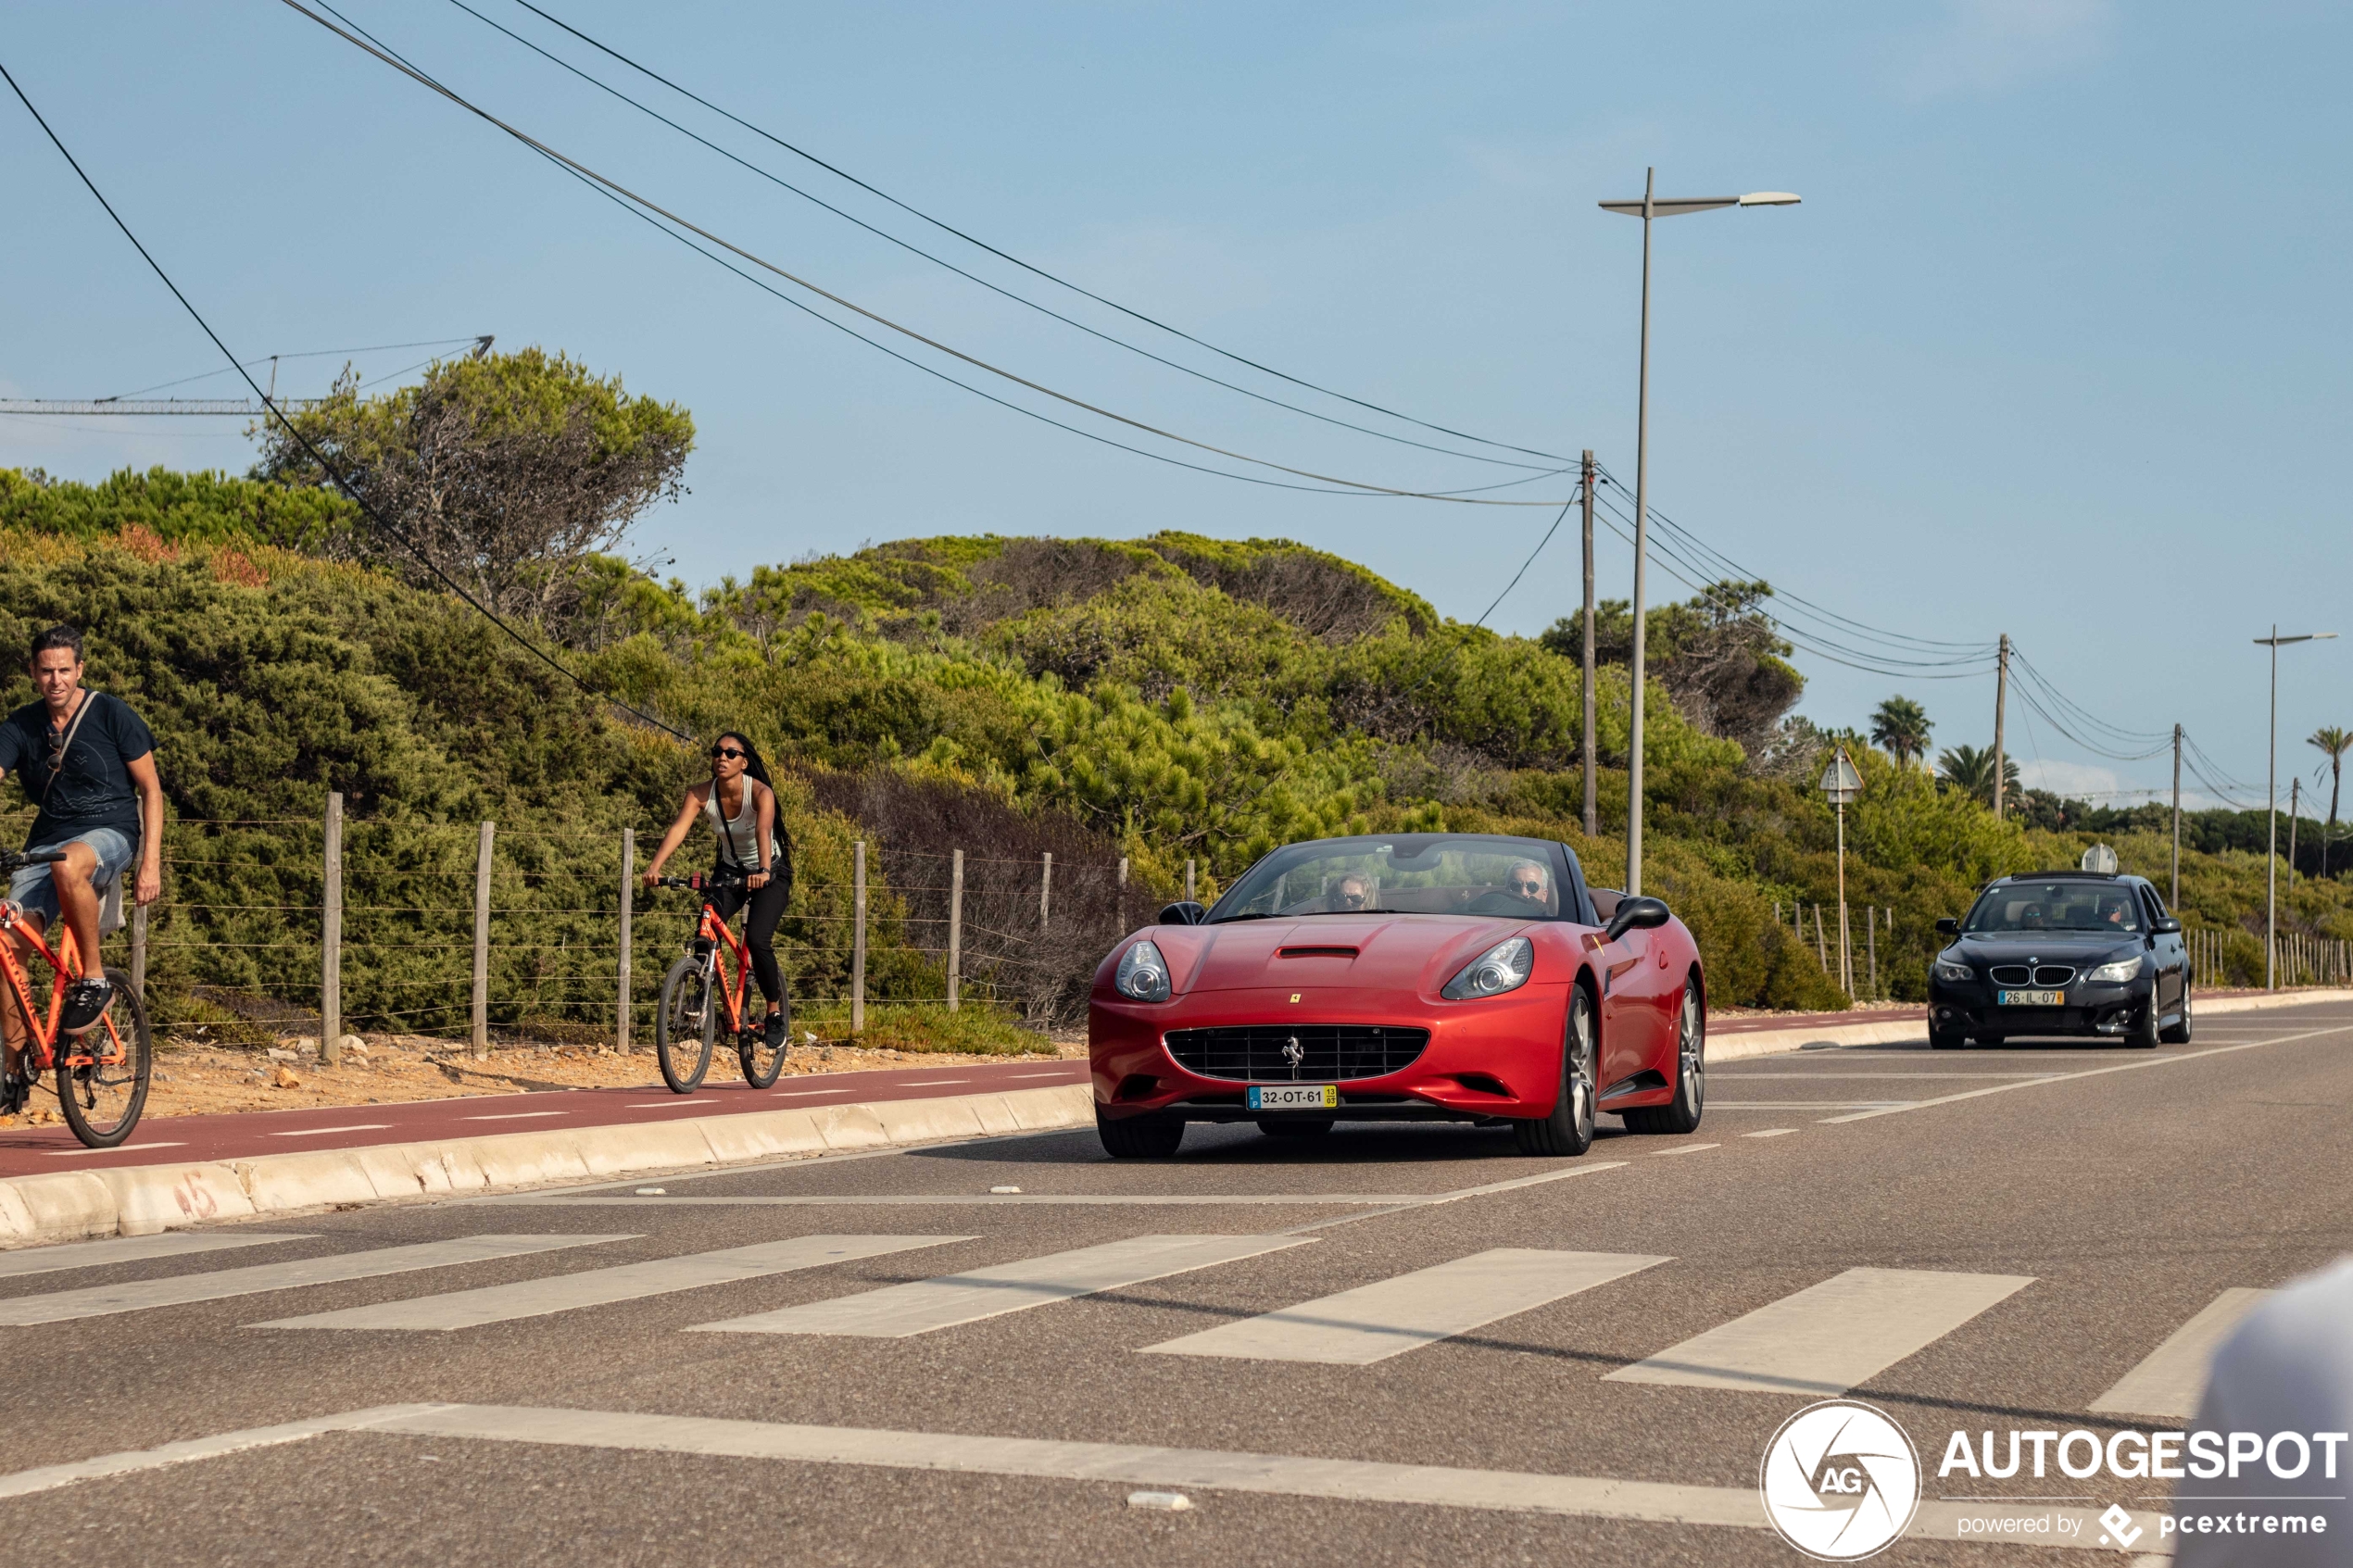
[1820,747,1862,997]
[1600,172,1799,895]
[2253,627,2337,988]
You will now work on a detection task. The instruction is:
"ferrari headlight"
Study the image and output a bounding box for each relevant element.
[1933,958,1974,983]
[1114,939,1172,1002]
[2085,954,2145,983]
[1441,935,1534,1000]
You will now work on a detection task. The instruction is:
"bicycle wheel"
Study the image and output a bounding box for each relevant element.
[57,965,151,1148]
[655,954,715,1093]
[741,994,788,1088]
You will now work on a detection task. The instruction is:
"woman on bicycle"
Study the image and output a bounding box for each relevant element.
[643,733,792,1047]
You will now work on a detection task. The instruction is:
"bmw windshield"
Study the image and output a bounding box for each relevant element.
[1207,835,1579,922]
[1964,882,2144,935]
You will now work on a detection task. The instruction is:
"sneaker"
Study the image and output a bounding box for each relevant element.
[763,1012,787,1048]
[59,976,114,1036]
[0,1071,25,1116]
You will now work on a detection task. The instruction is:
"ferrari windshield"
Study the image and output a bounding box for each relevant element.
[1208,835,1568,922]
[1965,882,2144,935]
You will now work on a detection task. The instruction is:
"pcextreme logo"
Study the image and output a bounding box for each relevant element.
[1759,1399,1923,1561]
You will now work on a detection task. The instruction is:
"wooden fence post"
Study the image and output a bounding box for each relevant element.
[1186,859,1197,904]
[472,821,494,1058]
[851,840,867,1035]
[947,847,963,1012]
[1040,851,1052,930]
[1117,856,1128,930]
[617,828,635,1052]
[1867,905,1877,1000]
[321,791,343,1064]
[1814,904,1828,972]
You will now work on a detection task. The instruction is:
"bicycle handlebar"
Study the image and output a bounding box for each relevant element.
[0,847,69,873]
[652,872,747,892]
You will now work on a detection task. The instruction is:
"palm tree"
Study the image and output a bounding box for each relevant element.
[1937,743,2020,807]
[1871,696,1933,771]
[2311,726,2353,877]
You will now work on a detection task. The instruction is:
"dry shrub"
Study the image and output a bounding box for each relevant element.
[117,524,181,564]
[210,548,268,588]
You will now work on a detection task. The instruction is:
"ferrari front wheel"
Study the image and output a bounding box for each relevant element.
[1513,986,1595,1157]
[1097,1108,1184,1160]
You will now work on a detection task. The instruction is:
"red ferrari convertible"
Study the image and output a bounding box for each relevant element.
[1088,833,1706,1159]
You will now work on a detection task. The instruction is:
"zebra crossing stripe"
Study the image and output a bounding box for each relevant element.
[688,1234,1310,1337]
[2089,1287,2271,1418]
[0,1231,313,1280]
[1140,1248,1669,1365]
[1604,1266,2034,1395]
[0,1236,634,1326]
[250,1236,972,1331]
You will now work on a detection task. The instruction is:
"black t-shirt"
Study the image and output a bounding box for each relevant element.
[0,692,156,848]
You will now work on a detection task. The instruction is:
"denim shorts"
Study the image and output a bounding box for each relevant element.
[6,828,134,928]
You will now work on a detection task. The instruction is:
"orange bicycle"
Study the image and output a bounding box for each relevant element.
[652,872,786,1093]
[0,847,153,1148]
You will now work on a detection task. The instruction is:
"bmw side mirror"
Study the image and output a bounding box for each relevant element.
[1158,901,1207,926]
[2153,916,2182,935]
[1604,895,1670,944]
[1935,917,1960,937]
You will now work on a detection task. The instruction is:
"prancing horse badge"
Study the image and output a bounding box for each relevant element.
[1290,993,1302,1003]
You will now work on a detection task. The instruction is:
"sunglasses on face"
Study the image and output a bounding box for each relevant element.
[711,746,747,760]
[1338,890,1369,905]
[1509,878,1545,896]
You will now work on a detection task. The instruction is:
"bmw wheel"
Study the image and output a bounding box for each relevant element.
[2158,983,2193,1045]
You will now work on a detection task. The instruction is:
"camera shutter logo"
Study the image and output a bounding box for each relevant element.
[1758,1399,1921,1561]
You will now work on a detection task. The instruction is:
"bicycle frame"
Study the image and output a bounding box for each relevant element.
[0,904,126,1073]
[692,895,756,1041]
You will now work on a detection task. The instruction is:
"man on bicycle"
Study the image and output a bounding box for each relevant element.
[0,625,164,1109]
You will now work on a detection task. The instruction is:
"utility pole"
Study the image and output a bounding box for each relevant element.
[2171,724,2183,908]
[1991,633,2010,820]
[1626,169,1655,898]
[1580,449,1598,841]
[2288,778,2301,888]
[2252,627,2334,991]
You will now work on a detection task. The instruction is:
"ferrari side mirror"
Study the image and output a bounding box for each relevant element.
[1158,901,1208,926]
[1935,917,1960,937]
[1604,895,1670,944]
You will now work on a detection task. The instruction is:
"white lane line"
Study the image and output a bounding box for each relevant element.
[1710,1101,1916,1110]
[253,1236,971,1331]
[0,1231,312,1279]
[2089,1288,2271,1418]
[626,1099,718,1109]
[44,1142,187,1156]
[1141,1248,1669,1365]
[1710,1073,2064,1080]
[0,1236,635,1326]
[1605,1267,2036,1396]
[0,1403,2167,1547]
[769,1088,848,1098]
[497,1194,1437,1208]
[1740,1129,1798,1139]
[1277,1160,1629,1236]
[269,1123,391,1137]
[689,1234,1310,1337]
[1007,1071,1074,1078]
[896,1079,966,1086]
[1650,1143,1718,1158]
[1819,1023,2353,1123]
[461,1110,570,1122]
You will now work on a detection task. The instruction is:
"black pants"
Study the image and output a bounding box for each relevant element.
[709,870,788,1008]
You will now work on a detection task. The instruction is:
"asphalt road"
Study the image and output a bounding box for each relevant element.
[2,999,2348,1567]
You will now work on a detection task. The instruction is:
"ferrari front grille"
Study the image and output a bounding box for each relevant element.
[1163,1024,1429,1082]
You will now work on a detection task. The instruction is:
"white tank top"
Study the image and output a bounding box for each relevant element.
[703,781,765,868]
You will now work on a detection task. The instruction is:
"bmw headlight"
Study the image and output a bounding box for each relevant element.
[2085,954,2145,983]
[1441,935,1534,1000]
[1114,939,1172,1002]
[1933,958,1974,983]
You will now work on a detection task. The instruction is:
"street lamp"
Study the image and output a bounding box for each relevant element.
[1820,747,1861,997]
[1601,172,1799,896]
[2254,626,2337,989]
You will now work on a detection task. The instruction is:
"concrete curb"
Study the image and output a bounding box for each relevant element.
[1706,986,2353,1062]
[0,1084,1094,1250]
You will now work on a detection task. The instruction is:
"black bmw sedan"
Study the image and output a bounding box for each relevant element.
[1927,871,2191,1049]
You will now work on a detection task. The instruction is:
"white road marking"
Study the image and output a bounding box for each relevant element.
[769,1088,847,1098]
[0,1403,2168,1547]
[1007,1071,1074,1079]
[1605,1267,2035,1395]
[1819,1024,2353,1123]
[495,1194,1450,1208]
[626,1099,718,1109]
[461,1110,570,1122]
[689,1234,1310,1337]
[252,1236,970,1331]
[896,1079,967,1086]
[1710,1073,2063,1080]
[0,1231,312,1279]
[2089,1288,2272,1418]
[269,1123,391,1136]
[43,1142,187,1155]
[0,1236,634,1325]
[1740,1129,1798,1138]
[1650,1143,1718,1158]
[1708,1101,1916,1110]
[1141,1248,1668,1365]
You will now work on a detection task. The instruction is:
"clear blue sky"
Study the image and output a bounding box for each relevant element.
[5,2,2347,816]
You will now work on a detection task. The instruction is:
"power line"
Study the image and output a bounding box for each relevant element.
[103,335,489,400]
[497,0,1577,468]
[441,0,1559,478]
[0,54,693,745]
[1475,496,1577,626]
[285,0,1574,508]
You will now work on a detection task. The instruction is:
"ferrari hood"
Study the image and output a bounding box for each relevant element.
[1173,916,1535,995]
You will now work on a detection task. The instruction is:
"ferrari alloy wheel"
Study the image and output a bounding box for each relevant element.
[1097,1108,1185,1159]
[2158,983,2193,1045]
[1513,986,1595,1157]
[1624,981,1705,1135]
